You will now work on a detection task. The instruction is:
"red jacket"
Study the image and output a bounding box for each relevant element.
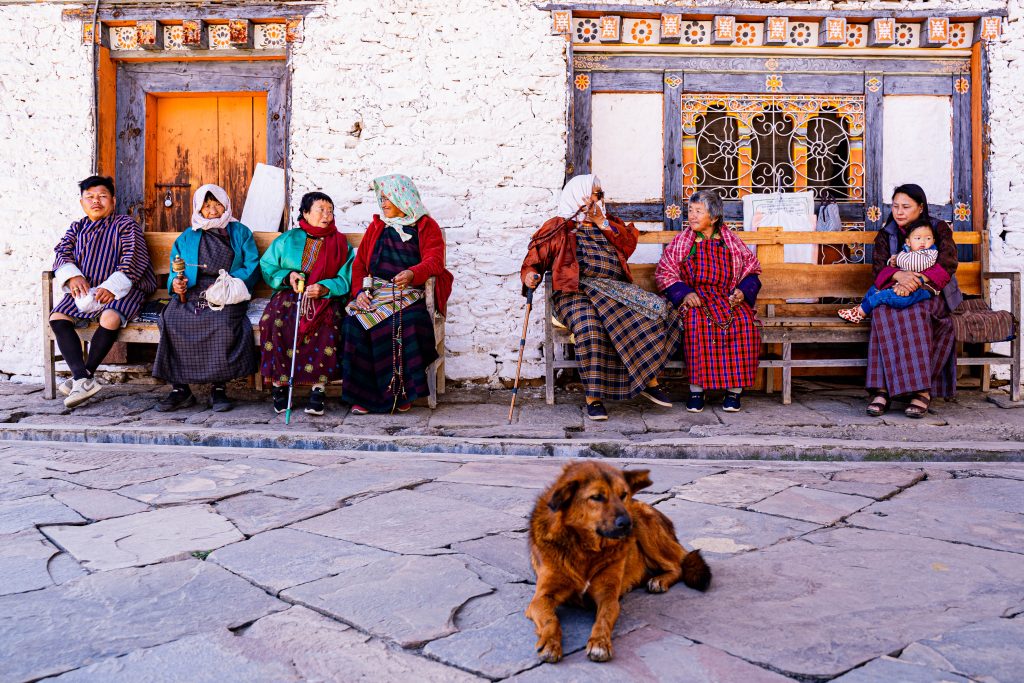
[350,214,454,316]
[520,216,638,292]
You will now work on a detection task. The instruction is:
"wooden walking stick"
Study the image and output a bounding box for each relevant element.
[508,285,535,423]
[285,273,306,425]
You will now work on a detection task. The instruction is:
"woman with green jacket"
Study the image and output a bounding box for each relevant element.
[258,191,354,416]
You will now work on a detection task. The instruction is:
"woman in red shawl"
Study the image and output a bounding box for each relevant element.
[656,190,762,413]
[259,192,354,416]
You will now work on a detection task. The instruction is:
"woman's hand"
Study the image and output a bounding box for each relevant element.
[94,288,114,305]
[892,271,922,294]
[682,292,703,310]
[393,270,415,288]
[171,277,188,296]
[728,289,744,308]
[524,272,542,289]
[353,291,373,311]
[288,271,305,294]
[67,275,90,299]
[304,283,327,299]
[584,200,606,227]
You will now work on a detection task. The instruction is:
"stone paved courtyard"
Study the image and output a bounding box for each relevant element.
[1,428,1023,681]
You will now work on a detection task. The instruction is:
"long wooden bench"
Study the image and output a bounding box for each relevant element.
[41,230,447,407]
[542,228,1020,405]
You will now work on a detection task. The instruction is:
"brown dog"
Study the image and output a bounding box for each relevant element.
[526,461,711,663]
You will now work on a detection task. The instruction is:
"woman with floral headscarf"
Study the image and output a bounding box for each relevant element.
[341,174,453,414]
[153,184,259,413]
[521,174,680,420]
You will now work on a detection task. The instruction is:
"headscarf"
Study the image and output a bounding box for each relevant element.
[372,174,429,242]
[556,174,601,219]
[190,184,235,231]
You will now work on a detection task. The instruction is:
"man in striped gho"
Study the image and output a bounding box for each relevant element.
[48,176,157,408]
[838,223,938,324]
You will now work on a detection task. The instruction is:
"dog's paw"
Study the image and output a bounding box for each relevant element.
[586,637,613,662]
[536,637,562,663]
[646,577,668,593]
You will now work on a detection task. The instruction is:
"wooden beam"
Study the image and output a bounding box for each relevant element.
[634,229,981,246]
[229,19,254,49]
[537,4,1007,21]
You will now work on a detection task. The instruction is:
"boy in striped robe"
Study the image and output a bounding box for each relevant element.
[48,176,157,408]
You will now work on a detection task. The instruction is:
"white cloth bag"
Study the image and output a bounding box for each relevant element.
[204,270,251,310]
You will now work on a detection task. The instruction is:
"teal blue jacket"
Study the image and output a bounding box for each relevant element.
[259,228,355,299]
[167,221,260,294]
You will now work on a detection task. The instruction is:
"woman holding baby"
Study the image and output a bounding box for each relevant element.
[849,184,962,418]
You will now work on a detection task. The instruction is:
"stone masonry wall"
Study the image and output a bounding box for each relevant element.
[0,0,1020,385]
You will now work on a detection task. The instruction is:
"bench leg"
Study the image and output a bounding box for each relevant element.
[42,334,56,400]
[782,343,793,405]
[765,364,774,395]
[1013,334,1022,402]
[981,363,991,393]
[427,359,438,409]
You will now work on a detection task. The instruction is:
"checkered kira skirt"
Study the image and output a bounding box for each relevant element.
[680,239,760,390]
[552,222,681,401]
[866,294,956,398]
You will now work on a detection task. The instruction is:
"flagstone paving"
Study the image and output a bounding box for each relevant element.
[0,437,1022,682]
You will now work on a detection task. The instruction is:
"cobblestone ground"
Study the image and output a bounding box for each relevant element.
[1,435,1022,682]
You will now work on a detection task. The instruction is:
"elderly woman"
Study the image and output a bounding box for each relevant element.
[865,184,961,418]
[152,185,260,412]
[341,175,453,414]
[521,174,678,420]
[49,175,157,408]
[655,190,762,413]
[259,191,355,416]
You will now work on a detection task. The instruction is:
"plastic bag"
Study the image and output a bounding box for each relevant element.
[816,202,842,231]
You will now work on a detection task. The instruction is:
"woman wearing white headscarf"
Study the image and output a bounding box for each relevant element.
[152,184,260,412]
[520,175,680,420]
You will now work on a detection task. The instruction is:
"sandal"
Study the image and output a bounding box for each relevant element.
[866,391,890,417]
[838,307,866,324]
[905,392,931,419]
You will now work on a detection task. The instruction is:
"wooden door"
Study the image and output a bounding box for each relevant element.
[144,92,267,232]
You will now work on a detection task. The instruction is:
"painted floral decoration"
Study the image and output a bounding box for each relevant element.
[210,25,231,49]
[664,75,682,89]
[789,23,813,47]
[845,24,865,47]
[894,23,915,47]
[954,78,970,95]
[665,204,682,220]
[735,23,757,47]
[765,57,780,71]
[866,77,882,93]
[766,74,784,92]
[866,206,882,222]
[682,21,706,45]
[630,20,654,45]
[574,74,590,91]
[954,203,971,222]
[576,18,599,44]
[948,24,968,48]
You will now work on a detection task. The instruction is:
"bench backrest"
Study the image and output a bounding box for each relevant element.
[629,228,982,305]
[143,231,364,299]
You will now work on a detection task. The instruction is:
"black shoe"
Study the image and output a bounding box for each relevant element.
[210,386,233,412]
[272,386,289,414]
[156,387,196,412]
[640,386,673,408]
[722,392,742,413]
[685,392,705,413]
[305,387,326,416]
[586,401,609,421]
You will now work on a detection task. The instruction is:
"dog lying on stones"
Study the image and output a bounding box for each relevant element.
[525,461,711,663]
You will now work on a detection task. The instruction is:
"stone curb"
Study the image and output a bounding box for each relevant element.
[2,423,1022,461]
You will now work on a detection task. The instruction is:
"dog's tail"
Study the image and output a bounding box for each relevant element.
[681,549,711,591]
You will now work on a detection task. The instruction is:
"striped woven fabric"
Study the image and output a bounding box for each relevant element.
[345,276,423,330]
[894,248,938,273]
[951,298,1017,344]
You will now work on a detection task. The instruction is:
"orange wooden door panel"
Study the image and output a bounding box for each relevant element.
[145,92,267,232]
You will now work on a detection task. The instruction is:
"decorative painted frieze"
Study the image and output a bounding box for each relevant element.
[552,10,571,36]
[921,17,949,47]
[182,19,208,49]
[764,17,788,46]
[712,16,735,45]
[819,17,846,47]
[869,18,895,47]
[136,20,162,50]
[599,16,621,43]
[228,20,253,49]
[660,13,682,43]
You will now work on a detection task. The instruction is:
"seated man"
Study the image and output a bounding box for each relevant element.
[49,176,157,408]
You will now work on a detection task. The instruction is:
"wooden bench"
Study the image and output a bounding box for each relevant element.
[542,228,1020,405]
[41,230,447,407]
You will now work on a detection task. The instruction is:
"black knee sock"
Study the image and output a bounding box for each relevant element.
[85,325,120,375]
[50,319,89,380]
[173,383,191,394]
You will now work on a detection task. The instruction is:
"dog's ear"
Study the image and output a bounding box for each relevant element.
[547,479,579,512]
[623,469,653,494]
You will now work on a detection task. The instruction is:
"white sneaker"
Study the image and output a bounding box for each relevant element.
[57,378,74,397]
[64,378,101,408]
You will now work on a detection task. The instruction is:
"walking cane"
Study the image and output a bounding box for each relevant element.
[285,274,306,425]
[508,285,535,424]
